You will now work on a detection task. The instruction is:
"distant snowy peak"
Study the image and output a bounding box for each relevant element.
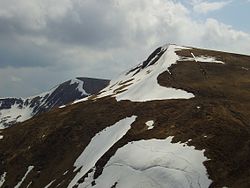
[69,78,89,96]
[0,77,109,129]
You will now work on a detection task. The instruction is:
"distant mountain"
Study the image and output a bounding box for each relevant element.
[0,77,109,129]
[1,44,250,188]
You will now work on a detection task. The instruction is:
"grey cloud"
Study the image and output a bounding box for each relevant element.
[0,0,131,71]
[0,0,128,49]
[0,67,72,97]
[0,12,42,37]
[0,36,57,68]
[45,9,126,48]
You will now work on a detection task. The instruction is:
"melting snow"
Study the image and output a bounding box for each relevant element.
[97,45,194,102]
[0,172,6,187]
[69,116,137,187]
[145,120,154,130]
[91,137,212,188]
[14,166,34,188]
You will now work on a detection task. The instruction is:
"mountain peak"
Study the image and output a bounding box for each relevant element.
[0,77,109,129]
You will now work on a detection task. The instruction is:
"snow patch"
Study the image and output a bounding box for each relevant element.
[191,52,197,62]
[0,103,33,129]
[0,172,6,187]
[242,67,249,71]
[59,105,66,109]
[184,53,225,64]
[70,78,89,96]
[69,116,137,187]
[77,168,96,188]
[26,181,32,188]
[44,179,56,188]
[92,137,212,188]
[14,166,34,188]
[63,171,68,175]
[97,45,194,102]
[72,96,89,105]
[145,120,154,130]
[195,56,224,64]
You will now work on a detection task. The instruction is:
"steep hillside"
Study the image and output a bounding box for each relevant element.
[0,44,250,188]
[0,77,109,129]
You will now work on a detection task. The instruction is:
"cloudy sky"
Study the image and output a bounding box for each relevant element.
[0,0,250,97]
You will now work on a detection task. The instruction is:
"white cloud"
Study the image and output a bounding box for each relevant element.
[0,0,72,30]
[191,0,231,14]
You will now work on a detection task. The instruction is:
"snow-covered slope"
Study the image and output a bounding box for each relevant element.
[69,116,137,188]
[69,120,211,188]
[0,77,109,129]
[1,44,250,188]
[92,137,211,188]
[97,45,195,102]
